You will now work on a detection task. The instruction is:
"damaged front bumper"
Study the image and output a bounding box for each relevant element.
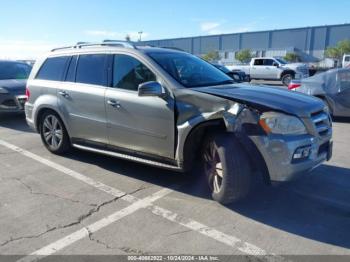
[250,132,332,182]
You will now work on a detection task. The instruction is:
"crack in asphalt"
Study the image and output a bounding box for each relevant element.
[0,185,149,248]
[11,177,98,207]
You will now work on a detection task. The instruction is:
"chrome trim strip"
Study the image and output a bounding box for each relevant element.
[72,143,182,171]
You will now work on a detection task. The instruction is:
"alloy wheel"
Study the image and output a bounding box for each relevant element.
[42,114,63,150]
[203,142,224,193]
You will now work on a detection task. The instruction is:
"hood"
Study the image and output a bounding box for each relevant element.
[0,79,27,94]
[281,63,308,69]
[192,84,325,117]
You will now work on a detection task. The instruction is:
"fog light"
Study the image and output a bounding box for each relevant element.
[293,146,312,161]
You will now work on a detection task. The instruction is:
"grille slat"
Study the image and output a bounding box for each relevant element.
[311,110,331,136]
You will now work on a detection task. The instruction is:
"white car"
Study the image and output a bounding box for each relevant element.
[227,57,309,86]
[343,54,350,68]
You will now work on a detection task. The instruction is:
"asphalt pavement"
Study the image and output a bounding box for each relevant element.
[0,113,350,261]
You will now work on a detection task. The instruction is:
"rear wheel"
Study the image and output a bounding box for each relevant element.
[39,111,71,154]
[202,133,252,204]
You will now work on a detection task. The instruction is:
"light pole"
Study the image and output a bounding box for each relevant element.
[138,31,143,42]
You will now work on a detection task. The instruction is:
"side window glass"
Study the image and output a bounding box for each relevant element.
[65,56,78,82]
[36,56,70,81]
[254,59,263,66]
[113,54,156,91]
[264,59,274,66]
[76,54,107,86]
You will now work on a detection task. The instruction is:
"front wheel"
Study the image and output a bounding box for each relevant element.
[281,74,294,86]
[39,111,71,154]
[202,133,252,204]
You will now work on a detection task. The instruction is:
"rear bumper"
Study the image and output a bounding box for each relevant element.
[24,103,37,131]
[250,132,332,182]
[0,94,26,113]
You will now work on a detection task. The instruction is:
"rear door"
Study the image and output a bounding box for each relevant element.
[250,59,264,79]
[105,53,175,159]
[58,54,109,144]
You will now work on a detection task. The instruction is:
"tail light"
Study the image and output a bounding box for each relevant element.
[288,83,301,90]
[25,87,30,101]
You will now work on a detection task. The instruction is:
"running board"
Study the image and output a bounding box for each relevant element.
[72,144,183,171]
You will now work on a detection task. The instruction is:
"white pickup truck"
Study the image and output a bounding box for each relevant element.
[227,57,309,86]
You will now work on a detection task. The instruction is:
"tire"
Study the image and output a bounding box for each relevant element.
[202,133,252,204]
[39,111,71,154]
[281,73,294,86]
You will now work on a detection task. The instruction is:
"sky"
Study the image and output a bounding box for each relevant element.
[1,0,350,59]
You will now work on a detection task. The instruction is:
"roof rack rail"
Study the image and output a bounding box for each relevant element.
[51,40,137,52]
[102,40,136,49]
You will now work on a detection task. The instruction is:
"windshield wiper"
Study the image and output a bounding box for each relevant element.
[188,80,235,88]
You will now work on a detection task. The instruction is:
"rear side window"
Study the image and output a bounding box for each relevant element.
[65,56,78,82]
[76,54,107,86]
[253,59,263,66]
[36,56,70,81]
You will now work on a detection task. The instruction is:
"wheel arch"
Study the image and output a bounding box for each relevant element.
[280,69,296,79]
[35,106,70,137]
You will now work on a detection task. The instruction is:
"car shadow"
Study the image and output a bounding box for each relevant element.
[0,113,34,133]
[64,146,350,249]
[3,116,350,249]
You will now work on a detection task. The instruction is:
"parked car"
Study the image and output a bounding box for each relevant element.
[289,68,350,117]
[227,57,309,86]
[0,60,32,113]
[25,41,332,204]
[343,54,350,68]
[211,64,249,82]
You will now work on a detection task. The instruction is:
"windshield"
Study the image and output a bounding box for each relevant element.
[148,52,233,88]
[275,58,288,65]
[0,62,32,80]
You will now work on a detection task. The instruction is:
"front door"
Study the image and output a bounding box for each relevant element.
[105,54,175,159]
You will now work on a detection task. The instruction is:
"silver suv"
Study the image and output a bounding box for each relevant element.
[25,41,333,204]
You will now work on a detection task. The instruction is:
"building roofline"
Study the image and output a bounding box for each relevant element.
[142,23,350,42]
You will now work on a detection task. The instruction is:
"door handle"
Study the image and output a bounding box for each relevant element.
[107,99,121,108]
[58,91,69,98]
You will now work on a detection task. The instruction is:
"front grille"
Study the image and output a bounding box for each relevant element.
[298,68,309,75]
[1,99,17,107]
[311,110,331,136]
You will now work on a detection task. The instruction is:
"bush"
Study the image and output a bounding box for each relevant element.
[202,51,220,62]
[235,49,252,63]
[284,53,300,62]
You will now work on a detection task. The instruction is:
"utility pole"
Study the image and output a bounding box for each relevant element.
[138,31,143,42]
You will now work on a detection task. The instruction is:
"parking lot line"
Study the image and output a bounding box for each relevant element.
[17,188,173,262]
[0,139,138,203]
[0,139,284,260]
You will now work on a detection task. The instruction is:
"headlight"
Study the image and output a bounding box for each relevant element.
[259,112,307,135]
[0,87,9,94]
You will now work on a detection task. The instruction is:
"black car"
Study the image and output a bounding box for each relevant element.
[212,63,249,83]
[0,60,32,113]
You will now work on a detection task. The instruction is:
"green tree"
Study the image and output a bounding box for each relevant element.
[325,39,350,60]
[284,52,300,62]
[235,49,253,63]
[202,50,220,62]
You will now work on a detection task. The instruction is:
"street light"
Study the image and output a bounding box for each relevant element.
[138,31,143,42]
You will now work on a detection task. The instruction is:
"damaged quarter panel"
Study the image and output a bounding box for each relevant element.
[173,87,243,163]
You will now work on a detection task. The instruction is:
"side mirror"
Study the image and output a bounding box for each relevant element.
[273,62,279,67]
[138,81,165,97]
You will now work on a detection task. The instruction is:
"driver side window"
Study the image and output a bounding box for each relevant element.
[113,54,156,91]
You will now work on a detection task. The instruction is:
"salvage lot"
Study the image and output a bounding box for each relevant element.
[0,113,350,259]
